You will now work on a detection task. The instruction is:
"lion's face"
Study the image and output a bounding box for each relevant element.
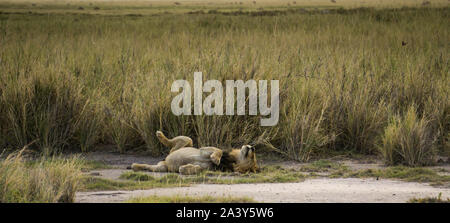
[233,145,259,173]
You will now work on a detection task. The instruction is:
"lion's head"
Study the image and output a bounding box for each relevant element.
[230,145,259,173]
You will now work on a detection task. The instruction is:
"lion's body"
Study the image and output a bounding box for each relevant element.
[165,147,216,172]
[131,131,258,175]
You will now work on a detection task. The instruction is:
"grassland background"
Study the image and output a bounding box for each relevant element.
[0,0,449,15]
[0,1,448,165]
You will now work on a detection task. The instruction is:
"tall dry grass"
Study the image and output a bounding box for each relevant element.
[0,149,83,202]
[0,7,448,165]
[380,106,437,166]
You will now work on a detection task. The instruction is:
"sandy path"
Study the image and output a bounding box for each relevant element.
[76,178,450,203]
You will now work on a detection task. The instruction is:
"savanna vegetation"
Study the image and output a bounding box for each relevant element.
[0,149,82,202]
[408,193,450,203]
[0,0,448,202]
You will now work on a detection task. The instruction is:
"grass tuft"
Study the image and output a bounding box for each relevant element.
[380,106,437,166]
[0,149,82,202]
[127,195,255,203]
[408,193,449,203]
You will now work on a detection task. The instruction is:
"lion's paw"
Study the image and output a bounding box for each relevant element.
[210,153,221,165]
[179,164,202,175]
[130,163,141,172]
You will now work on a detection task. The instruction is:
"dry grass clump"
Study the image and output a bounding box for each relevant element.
[0,149,83,203]
[380,106,437,166]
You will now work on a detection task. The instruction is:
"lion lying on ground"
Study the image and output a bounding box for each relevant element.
[131,131,258,175]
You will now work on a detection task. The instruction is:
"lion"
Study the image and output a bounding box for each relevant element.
[130,131,258,175]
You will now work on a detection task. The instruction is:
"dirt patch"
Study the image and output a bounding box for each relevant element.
[76,177,450,203]
[80,149,165,169]
[87,169,171,180]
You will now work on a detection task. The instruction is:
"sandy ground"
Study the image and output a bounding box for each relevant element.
[81,149,165,169]
[76,177,450,203]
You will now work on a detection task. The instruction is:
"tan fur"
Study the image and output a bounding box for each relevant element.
[229,146,259,173]
[156,131,193,153]
[130,132,258,175]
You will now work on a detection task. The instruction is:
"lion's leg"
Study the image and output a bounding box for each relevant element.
[131,161,168,172]
[199,147,223,166]
[157,131,193,153]
[169,139,193,153]
[156,131,174,148]
[179,164,204,175]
